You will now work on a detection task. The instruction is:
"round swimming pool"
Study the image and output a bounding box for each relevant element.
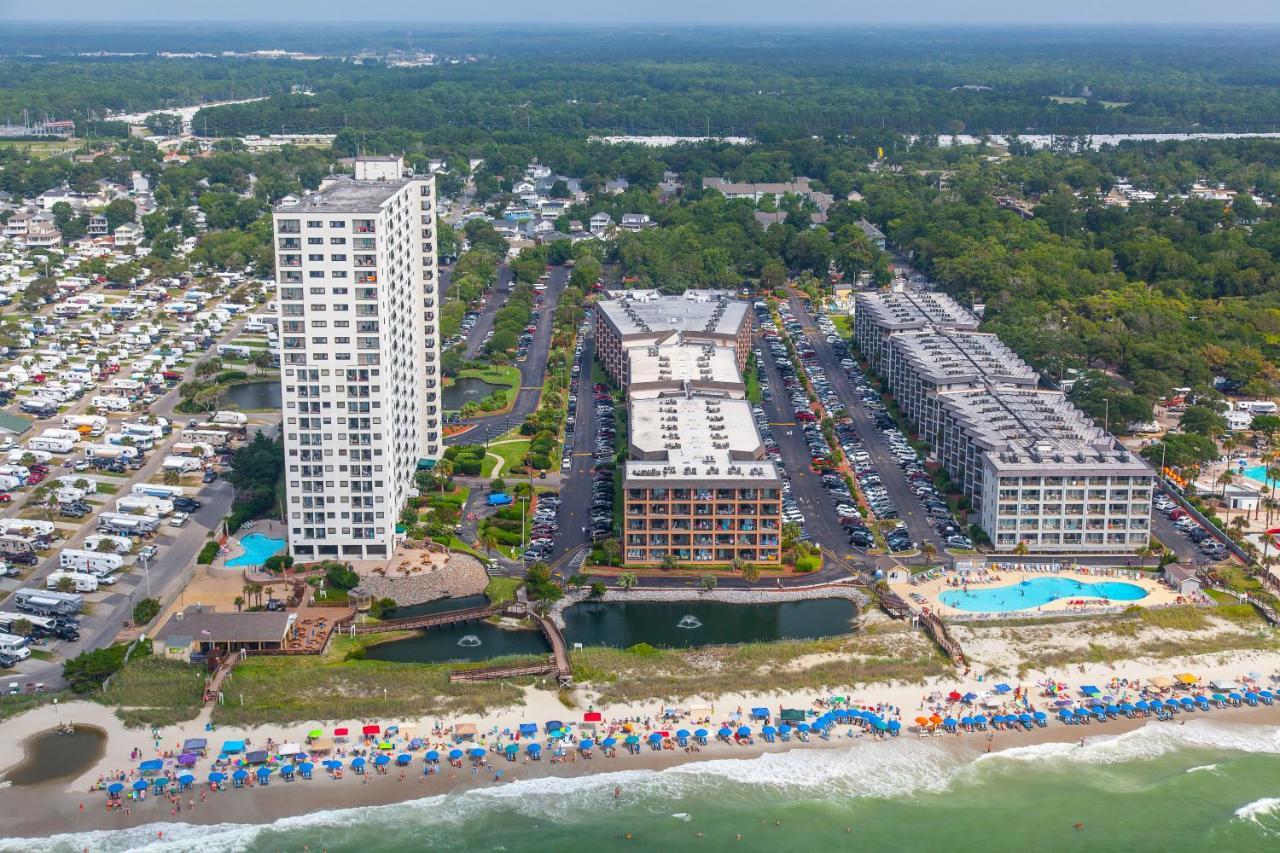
[939,576,1148,613]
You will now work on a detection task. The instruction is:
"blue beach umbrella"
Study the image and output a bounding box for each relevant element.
[694,728,708,742]
[736,726,751,738]
[718,727,732,738]
[396,753,412,766]
[504,743,519,755]
[107,782,124,795]
[579,739,594,750]
[624,735,639,745]
[1019,713,1033,725]
[526,743,542,754]
[299,762,314,776]
[323,759,341,770]
[602,737,617,748]
[279,764,295,777]
[151,777,168,790]
[178,773,194,788]
[762,725,777,736]
[974,715,988,727]
[131,779,148,792]
[470,748,487,760]
[961,716,974,728]
[797,723,810,732]
[648,732,663,742]
[351,756,367,768]
[944,717,958,730]
[256,766,272,778]
[1033,711,1047,721]
[676,729,690,740]
[373,754,390,766]
[208,772,227,784]
[447,750,462,761]
[888,721,901,733]
[425,750,439,763]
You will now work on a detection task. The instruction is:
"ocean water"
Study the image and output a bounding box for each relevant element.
[8,721,1280,852]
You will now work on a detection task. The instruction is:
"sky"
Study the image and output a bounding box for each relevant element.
[8,0,1280,25]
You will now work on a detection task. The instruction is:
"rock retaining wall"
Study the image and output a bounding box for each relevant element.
[359,553,488,607]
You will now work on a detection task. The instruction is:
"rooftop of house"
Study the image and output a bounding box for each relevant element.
[154,605,293,645]
[891,329,1039,386]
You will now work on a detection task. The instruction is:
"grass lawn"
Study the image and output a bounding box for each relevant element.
[98,656,206,728]
[831,314,853,338]
[490,439,531,473]
[484,576,522,604]
[441,535,485,559]
[745,354,762,404]
[208,633,537,726]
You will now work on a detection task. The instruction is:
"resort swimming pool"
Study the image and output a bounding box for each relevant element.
[939,577,1148,612]
[1243,464,1276,486]
[225,532,287,568]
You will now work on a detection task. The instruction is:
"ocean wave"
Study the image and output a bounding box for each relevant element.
[975,720,1280,769]
[1185,764,1220,774]
[1234,797,1280,836]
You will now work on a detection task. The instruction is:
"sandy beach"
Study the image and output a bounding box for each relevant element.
[4,647,1280,840]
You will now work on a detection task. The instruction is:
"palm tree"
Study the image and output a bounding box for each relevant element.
[617,572,638,590]
[700,574,717,591]
[242,581,256,609]
[434,458,454,497]
[54,576,77,594]
[920,541,937,563]
[1230,514,1249,543]
[1012,540,1029,558]
[233,595,245,612]
[741,563,761,584]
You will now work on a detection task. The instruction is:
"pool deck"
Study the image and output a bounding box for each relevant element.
[890,569,1181,618]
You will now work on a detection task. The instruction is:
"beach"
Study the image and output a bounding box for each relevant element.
[4,647,1280,847]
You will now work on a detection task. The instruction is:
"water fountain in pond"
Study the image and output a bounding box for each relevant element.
[676,615,703,630]
[457,635,483,647]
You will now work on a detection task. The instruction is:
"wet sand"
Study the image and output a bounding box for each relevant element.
[3,703,1278,840]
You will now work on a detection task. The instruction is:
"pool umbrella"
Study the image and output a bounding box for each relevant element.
[579,739,594,750]
[396,753,412,766]
[107,782,124,795]
[132,779,148,792]
[208,772,226,785]
[373,754,390,767]
[469,748,487,760]
[736,726,751,738]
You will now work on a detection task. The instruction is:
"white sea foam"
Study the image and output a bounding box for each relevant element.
[976,720,1280,769]
[1234,797,1280,836]
[1185,763,1220,774]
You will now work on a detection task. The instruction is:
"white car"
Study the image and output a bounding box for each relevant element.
[168,511,189,527]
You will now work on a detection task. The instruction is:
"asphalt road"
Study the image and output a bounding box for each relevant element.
[549,329,597,564]
[462,266,514,360]
[787,295,945,555]
[447,265,569,446]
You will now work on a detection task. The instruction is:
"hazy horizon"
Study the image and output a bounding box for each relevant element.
[7,0,1280,25]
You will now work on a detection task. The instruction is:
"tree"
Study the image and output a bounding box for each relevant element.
[1013,541,1030,557]
[760,259,788,291]
[920,541,937,563]
[10,618,32,637]
[700,574,718,591]
[617,572,638,590]
[55,576,77,594]
[132,597,161,625]
[601,538,621,565]
[741,563,761,583]
[104,198,137,231]
[523,562,562,600]
[233,595,245,612]
[162,468,181,486]
[1180,405,1228,438]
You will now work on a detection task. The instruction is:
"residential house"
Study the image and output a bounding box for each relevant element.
[589,212,613,234]
[113,222,143,248]
[568,220,585,233]
[87,215,110,237]
[2,209,37,240]
[605,177,630,195]
[703,176,815,204]
[130,171,150,194]
[24,219,62,249]
[1162,563,1202,597]
[753,211,787,229]
[856,219,887,250]
[619,213,651,232]
[489,219,520,239]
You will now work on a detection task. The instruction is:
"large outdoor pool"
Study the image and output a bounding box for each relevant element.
[1243,464,1277,486]
[225,532,287,568]
[939,577,1149,613]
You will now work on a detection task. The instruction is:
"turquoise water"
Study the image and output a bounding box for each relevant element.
[1243,465,1277,486]
[6,721,1280,851]
[225,532,287,568]
[940,577,1148,612]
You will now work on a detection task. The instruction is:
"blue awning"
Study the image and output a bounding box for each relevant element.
[138,759,163,772]
[518,723,538,735]
[221,740,245,754]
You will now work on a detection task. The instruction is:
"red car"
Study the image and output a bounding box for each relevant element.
[29,464,49,474]
[0,493,10,503]
[25,472,45,486]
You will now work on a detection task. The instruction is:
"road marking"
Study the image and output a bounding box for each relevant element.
[770,422,796,427]
[520,386,542,391]
[574,452,593,457]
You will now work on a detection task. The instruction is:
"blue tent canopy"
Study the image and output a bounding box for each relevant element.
[132,779,148,791]
[107,782,124,795]
[544,720,564,733]
[1080,685,1101,696]
[220,740,245,754]
[750,707,770,719]
[518,723,538,736]
[138,759,163,772]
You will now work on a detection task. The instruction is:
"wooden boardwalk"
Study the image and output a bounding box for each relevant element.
[449,659,559,683]
[534,613,572,684]
[352,604,502,634]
